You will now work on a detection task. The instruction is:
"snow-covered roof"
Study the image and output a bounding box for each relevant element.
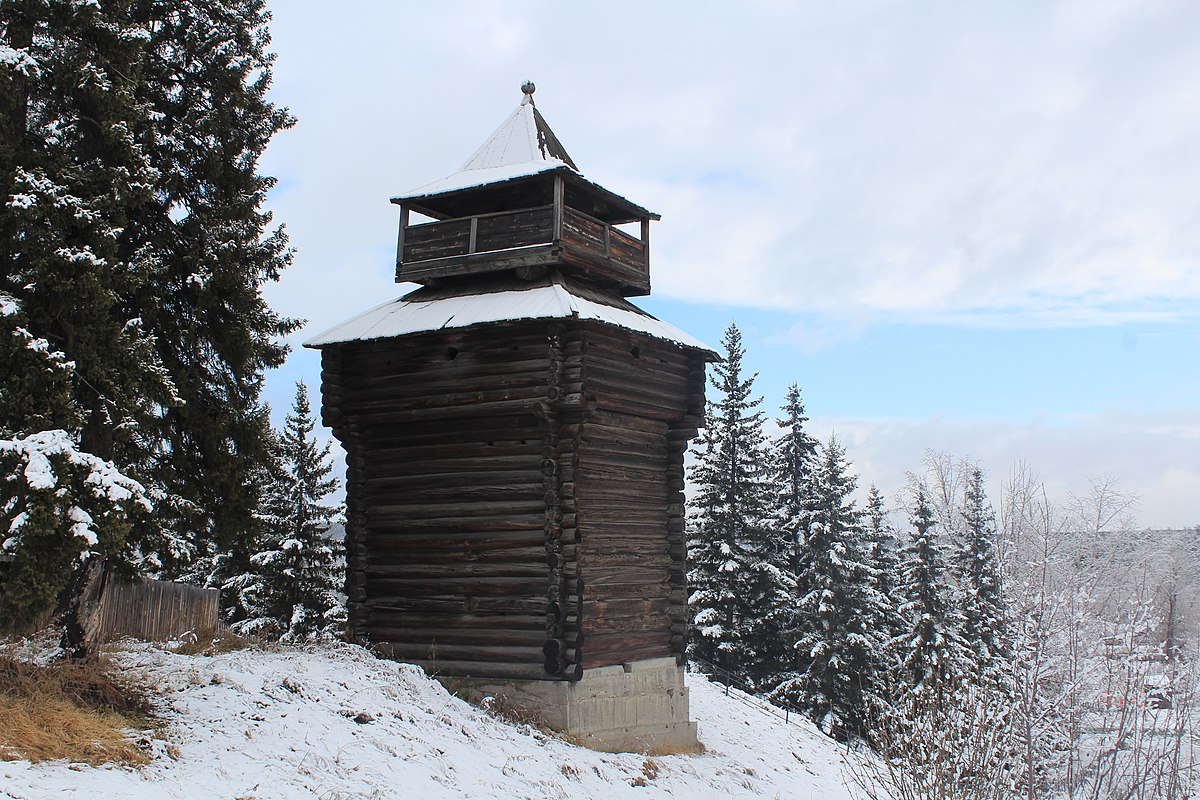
[304,280,714,354]
[396,91,578,201]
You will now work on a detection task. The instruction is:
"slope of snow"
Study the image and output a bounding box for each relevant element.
[1,641,868,799]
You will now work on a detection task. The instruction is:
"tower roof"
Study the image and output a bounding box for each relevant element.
[304,275,713,354]
[399,88,577,199]
[391,84,657,223]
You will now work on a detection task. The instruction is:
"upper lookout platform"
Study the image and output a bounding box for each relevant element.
[391,83,659,297]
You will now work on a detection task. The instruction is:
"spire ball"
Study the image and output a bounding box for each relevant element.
[521,80,536,96]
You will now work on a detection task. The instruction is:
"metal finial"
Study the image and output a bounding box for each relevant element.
[521,80,536,106]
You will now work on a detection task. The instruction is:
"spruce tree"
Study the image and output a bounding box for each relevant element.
[1,1,184,626]
[954,467,1008,679]
[775,436,880,738]
[687,322,791,687]
[771,383,819,573]
[0,0,295,623]
[132,0,298,569]
[864,485,904,657]
[895,485,963,693]
[231,381,344,641]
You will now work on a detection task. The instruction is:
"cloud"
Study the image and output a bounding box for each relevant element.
[260,1,1200,332]
[814,409,1200,529]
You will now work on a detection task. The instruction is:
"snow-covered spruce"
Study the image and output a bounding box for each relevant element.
[774,436,883,739]
[1,0,297,625]
[223,381,345,641]
[0,430,163,623]
[687,322,793,690]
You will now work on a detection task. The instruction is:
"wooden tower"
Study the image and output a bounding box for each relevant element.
[306,84,714,750]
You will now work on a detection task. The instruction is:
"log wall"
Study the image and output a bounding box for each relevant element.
[320,318,705,681]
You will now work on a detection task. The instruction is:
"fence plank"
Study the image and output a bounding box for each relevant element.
[96,576,220,642]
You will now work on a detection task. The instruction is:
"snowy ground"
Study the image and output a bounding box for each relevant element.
[1,641,869,799]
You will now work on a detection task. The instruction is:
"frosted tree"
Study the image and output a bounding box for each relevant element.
[1,0,296,626]
[232,382,344,641]
[774,436,880,738]
[687,323,792,687]
[0,5,183,627]
[864,485,904,661]
[953,467,1008,679]
[895,485,963,694]
[771,383,819,573]
[133,0,299,566]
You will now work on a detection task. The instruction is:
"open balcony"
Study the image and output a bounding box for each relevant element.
[396,203,651,296]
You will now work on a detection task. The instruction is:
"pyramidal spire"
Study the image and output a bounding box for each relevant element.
[399,83,578,199]
[459,82,577,172]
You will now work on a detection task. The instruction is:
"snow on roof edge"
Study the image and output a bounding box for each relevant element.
[303,283,714,355]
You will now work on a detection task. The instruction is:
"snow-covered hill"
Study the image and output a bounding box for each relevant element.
[1,642,869,799]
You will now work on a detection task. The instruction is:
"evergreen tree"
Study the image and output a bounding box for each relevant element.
[0,0,295,623]
[0,1,184,625]
[895,485,963,694]
[953,467,1008,679]
[132,0,298,570]
[771,383,819,573]
[864,485,904,655]
[775,436,880,738]
[231,381,344,641]
[687,322,791,687]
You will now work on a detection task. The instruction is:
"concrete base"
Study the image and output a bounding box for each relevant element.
[441,656,699,753]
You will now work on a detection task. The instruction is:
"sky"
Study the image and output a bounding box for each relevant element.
[256,1,1200,529]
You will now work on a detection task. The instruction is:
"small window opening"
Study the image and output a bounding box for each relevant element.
[445,347,458,360]
[630,346,641,359]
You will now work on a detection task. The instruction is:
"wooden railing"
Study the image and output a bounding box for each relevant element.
[400,204,648,277]
[560,207,647,275]
[403,206,554,263]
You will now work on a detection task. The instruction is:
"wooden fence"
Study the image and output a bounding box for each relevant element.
[96,575,219,642]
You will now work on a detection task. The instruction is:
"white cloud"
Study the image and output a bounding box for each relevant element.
[261,1,1200,329]
[814,409,1200,529]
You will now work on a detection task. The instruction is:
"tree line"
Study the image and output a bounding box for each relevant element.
[688,322,1198,799]
[0,0,341,642]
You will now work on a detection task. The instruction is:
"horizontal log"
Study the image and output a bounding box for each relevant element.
[330,398,549,425]
[364,527,546,545]
[368,626,551,646]
[368,498,547,519]
[591,396,685,422]
[363,482,546,503]
[583,596,670,621]
[580,564,669,583]
[366,596,548,615]
[381,653,566,682]
[363,453,541,476]
[339,383,549,412]
[378,641,547,663]
[582,643,672,670]
[365,562,548,579]
[367,576,548,596]
[371,545,548,566]
[340,357,553,392]
[361,414,544,442]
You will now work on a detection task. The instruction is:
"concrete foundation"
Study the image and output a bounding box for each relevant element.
[442,656,698,753]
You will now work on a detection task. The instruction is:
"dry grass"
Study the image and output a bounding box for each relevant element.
[0,653,153,765]
[170,627,251,656]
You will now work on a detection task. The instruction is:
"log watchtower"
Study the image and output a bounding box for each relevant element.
[306,84,713,751]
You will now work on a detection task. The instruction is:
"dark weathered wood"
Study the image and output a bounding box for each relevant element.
[378,652,569,682]
[322,238,708,680]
